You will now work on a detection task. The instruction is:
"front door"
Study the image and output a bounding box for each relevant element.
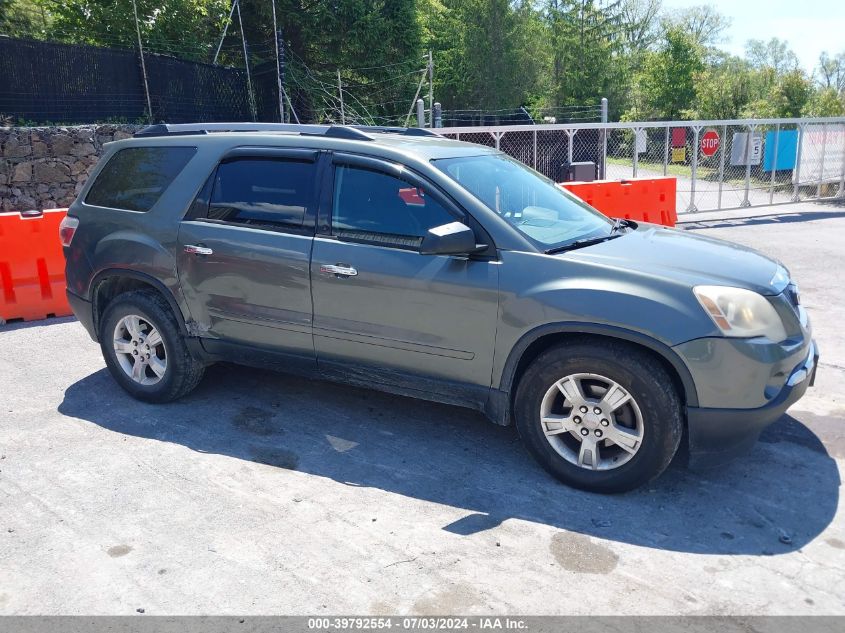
[310,154,499,402]
[177,150,320,362]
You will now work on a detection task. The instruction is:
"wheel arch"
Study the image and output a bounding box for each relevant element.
[495,323,698,425]
[89,269,190,342]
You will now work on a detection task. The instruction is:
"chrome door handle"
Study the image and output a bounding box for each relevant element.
[320,264,358,277]
[184,244,213,256]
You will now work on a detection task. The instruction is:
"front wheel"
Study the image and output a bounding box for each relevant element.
[100,290,205,403]
[514,339,682,493]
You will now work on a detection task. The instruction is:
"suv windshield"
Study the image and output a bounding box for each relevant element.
[433,153,611,250]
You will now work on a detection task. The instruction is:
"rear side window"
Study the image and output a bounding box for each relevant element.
[85,146,196,212]
[207,158,316,231]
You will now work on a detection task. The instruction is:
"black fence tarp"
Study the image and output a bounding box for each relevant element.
[0,37,254,124]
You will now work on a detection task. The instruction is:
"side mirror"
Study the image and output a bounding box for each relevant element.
[420,221,484,256]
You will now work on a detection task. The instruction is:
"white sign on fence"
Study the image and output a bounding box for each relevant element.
[795,124,845,186]
[730,132,763,166]
[635,129,647,154]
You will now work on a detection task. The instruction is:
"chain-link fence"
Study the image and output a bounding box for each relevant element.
[0,36,255,125]
[435,118,845,214]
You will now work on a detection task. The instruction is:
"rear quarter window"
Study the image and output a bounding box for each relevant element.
[85,146,196,212]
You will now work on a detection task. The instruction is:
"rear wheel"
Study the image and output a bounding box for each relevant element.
[514,339,682,493]
[100,290,205,402]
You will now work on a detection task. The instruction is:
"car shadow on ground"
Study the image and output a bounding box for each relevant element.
[59,364,840,557]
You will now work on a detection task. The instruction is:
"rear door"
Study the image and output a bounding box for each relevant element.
[176,148,321,362]
[310,153,499,401]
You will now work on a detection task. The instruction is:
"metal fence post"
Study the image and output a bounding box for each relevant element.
[566,129,574,164]
[632,127,641,178]
[688,126,700,213]
[493,131,501,151]
[839,123,845,198]
[816,123,828,199]
[533,130,538,170]
[742,124,755,207]
[792,124,805,202]
[769,123,780,205]
[601,98,608,180]
[663,125,670,177]
[717,124,727,210]
[416,99,425,128]
[601,127,608,180]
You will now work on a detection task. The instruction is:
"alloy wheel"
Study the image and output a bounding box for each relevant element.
[112,314,167,386]
[539,372,644,471]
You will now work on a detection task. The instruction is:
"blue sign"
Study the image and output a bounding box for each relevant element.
[763,130,798,172]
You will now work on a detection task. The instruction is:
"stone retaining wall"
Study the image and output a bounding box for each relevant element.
[0,125,141,211]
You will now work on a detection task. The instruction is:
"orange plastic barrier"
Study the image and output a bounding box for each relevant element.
[0,208,72,323]
[560,177,677,227]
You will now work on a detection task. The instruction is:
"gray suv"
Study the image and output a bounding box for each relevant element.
[60,123,818,493]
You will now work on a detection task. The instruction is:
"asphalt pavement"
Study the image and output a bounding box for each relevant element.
[0,202,843,615]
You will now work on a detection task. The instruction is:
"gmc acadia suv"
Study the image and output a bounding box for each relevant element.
[60,122,818,493]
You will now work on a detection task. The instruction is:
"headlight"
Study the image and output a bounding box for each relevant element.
[693,285,787,341]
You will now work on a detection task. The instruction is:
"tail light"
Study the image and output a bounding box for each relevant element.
[59,215,79,247]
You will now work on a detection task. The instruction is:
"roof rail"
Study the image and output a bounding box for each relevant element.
[133,122,334,138]
[133,122,441,140]
[352,125,440,137]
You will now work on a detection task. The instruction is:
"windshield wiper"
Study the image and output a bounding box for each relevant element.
[544,233,621,254]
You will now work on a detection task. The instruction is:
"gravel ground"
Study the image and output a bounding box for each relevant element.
[0,202,843,615]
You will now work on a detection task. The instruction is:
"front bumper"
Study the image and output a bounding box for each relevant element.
[685,339,818,467]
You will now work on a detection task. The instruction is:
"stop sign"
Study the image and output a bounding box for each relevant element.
[700,129,720,157]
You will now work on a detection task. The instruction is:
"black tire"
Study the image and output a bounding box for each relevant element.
[514,338,682,494]
[99,290,205,403]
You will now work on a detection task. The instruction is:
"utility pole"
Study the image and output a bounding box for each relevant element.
[427,50,433,128]
[337,70,345,124]
[270,0,284,122]
[131,0,153,123]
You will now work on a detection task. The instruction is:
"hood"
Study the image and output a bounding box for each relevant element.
[563,224,787,295]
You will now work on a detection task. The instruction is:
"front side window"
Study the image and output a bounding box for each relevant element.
[332,165,456,248]
[434,153,611,250]
[208,158,317,231]
[85,146,196,212]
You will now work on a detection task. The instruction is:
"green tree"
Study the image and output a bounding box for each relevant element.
[741,69,812,118]
[544,1,625,112]
[745,38,799,75]
[802,87,844,117]
[41,0,231,60]
[430,0,543,113]
[619,0,662,58]
[625,25,704,120]
[691,56,753,119]
[0,0,44,37]
[817,51,845,93]
[662,4,730,49]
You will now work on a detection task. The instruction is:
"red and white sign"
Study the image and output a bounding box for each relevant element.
[700,129,720,157]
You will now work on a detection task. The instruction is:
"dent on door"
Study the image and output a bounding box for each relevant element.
[177,221,315,354]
